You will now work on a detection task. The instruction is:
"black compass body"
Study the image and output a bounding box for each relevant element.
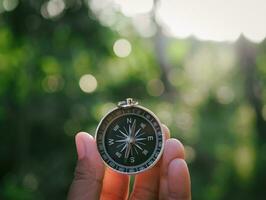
[96,98,164,174]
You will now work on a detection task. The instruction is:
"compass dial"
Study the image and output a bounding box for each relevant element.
[96,105,164,174]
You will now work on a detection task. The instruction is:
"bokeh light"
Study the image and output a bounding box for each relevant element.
[175,112,193,131]
[3,0,18,11]
[234,146,255,181]
[93,102,116,121]
[146,79,165,96]
[47,0,65,18]
[41,0,65,19]
[216,86,235,104]
[184,145,196,163]
[113,38,132,58]
[156,102,173,126]
[79,74,98,93]
[42,75,64,93]
[23,173,38,191]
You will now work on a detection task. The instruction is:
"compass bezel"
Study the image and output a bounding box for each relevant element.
[95,104,164,175]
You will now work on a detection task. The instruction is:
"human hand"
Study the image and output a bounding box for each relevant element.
[67,125,191,200]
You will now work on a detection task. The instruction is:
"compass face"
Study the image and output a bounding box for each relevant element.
[96,106,164,174]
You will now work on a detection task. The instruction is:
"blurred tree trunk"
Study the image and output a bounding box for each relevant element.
[236,35,266,199]
[236,36,266,143]
[152,0,176,98]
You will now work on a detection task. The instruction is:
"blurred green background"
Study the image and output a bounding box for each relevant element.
[1,0,266,199]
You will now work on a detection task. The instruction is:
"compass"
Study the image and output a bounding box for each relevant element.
[96,98,164,174]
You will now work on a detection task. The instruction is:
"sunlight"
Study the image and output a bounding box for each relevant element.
[113,0,153,17]
[132,14,156,38]
[88,0,266,42]
[156,0,266,42]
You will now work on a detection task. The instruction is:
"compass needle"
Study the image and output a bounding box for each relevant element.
[116,142,125,148]
[135,143,143,150]
[116,134,125,139]
[133,146,139,155]
[119,130,128,138]
[115,139,128,143]
[123,127,129,136]
[125,143,131,159]
[120,143,128,152]
[136,132,145,138]
[137,141,146,146]
[131,119,136,137]
[134,128,141,137]
[135,137,146,141]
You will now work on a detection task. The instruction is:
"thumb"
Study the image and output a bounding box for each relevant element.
[68,132,105,200]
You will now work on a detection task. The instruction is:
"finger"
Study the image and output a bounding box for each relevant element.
[168,159,191,200]
[162,124,171,141]
[100,168,130,200]
[159,138,185,200]
[68,132,105,200]
[129,124,170,200]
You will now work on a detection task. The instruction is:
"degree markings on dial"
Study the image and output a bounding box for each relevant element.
[142,149,149,156]
[115,152,122,158]
[140,122,146,129]
[113,124,120,131]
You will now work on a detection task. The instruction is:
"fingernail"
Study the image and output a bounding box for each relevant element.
[82,133,94,158]
[75,132,93,160]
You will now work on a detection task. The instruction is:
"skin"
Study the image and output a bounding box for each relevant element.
[67,125,191,200]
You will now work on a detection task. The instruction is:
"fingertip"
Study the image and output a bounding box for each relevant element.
[161,124,170,140]
[160,138,185,179]
[75,132,94,141]
[165,138,185,159]
[75,132,94,160]
[76,131,105,179]
[168,158,188,177]
[168,159,191,200]
[69,132,105,200]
